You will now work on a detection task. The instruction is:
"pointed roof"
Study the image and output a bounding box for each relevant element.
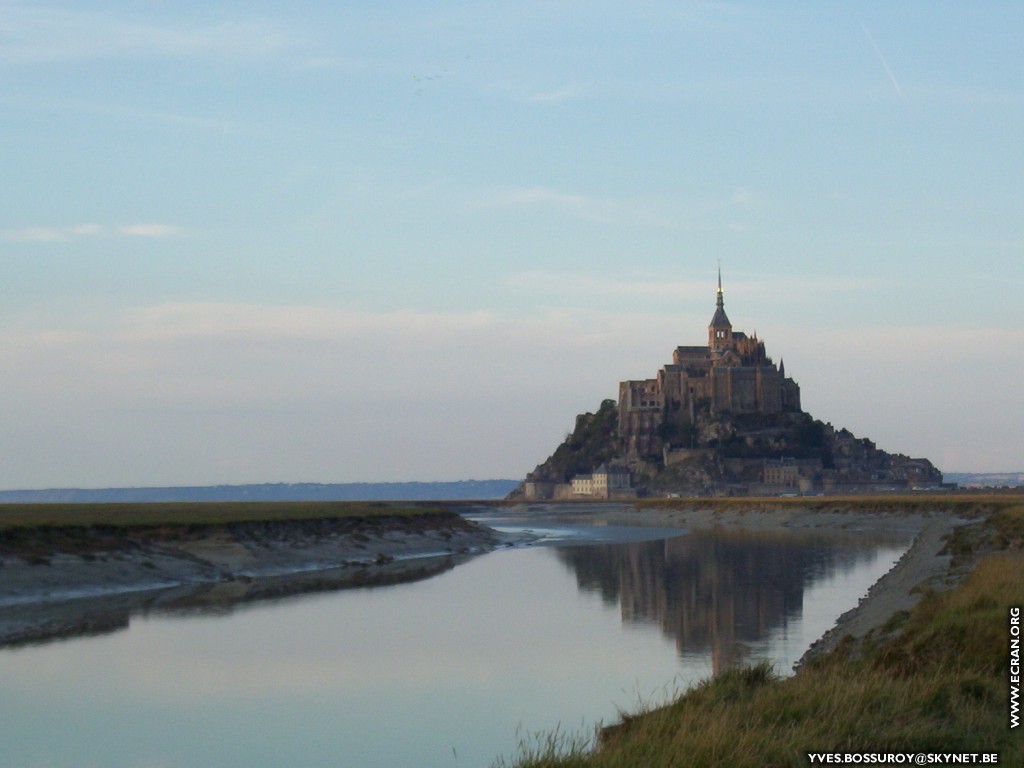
[709,264,731,328]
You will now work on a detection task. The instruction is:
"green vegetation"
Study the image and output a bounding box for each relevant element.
[500,499,1024,768]
[0,500,449,531]
[0,500,469,563]
[534,399,623,482]
[658,419,698,449]
[719,414,834,467]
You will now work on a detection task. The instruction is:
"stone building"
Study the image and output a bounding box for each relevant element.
[618,271,801,458]
[763,458,801,487]
[761,457,821,494]
[569,463,632,498]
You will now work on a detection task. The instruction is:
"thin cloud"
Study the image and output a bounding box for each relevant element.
[505,270,880,304]
[505,270,709,301]
[2,223,180,242]
[2,92,237,135]
[1,227,68,242]
[860,22,903,97]
[5,302,680,362]
[70,223,103,235]
[0,6,296,65]
[117,303,497,344]
[118,223,180,238]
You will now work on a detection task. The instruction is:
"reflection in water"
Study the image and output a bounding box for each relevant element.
[557,527,909,673]
[0,555,464,649]
[0,523,910,768]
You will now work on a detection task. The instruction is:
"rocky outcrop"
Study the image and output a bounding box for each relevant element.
[513,402,943,498]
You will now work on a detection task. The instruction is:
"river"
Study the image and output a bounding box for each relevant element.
[0,515,909,768]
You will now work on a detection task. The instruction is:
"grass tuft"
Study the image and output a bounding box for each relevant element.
[991,503,1024,548]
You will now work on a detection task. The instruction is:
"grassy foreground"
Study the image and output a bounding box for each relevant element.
[501,499,1024,768]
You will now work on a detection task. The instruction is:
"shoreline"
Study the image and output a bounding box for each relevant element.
[0,510,509,646]
[797,512,979,664]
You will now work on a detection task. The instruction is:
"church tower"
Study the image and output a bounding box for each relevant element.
[708,266,733,353]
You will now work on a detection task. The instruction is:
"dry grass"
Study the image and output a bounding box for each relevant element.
[0,501,461,562]
[0,500,449,531]
[634,492,1022,518]
[991,502,1024,548]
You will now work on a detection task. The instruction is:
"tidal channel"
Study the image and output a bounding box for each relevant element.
[0,516,910,768]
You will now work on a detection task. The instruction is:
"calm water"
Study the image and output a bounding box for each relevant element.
[0,520,909,768]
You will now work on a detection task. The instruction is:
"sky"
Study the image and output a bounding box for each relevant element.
[1,1,1022,489]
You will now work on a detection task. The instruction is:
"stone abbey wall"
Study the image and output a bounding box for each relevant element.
[617,282,800,459]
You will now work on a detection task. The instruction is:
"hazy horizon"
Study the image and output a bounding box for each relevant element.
[2,2,1021,487]
[4,474,1023,497]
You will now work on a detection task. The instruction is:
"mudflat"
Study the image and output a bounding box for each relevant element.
[0,507,505,646]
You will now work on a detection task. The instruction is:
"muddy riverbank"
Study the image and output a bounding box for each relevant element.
[0,511,506,646]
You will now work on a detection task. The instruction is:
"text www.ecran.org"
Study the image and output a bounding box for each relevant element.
[1010,607,1020,729]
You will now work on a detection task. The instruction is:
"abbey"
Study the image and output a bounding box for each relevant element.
[618,271,801,458]
[513,269,944,499]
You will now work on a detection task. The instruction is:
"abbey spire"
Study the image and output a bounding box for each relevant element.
[708,264,733,351]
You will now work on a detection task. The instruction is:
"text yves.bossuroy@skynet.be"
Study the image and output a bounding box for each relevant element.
[808,755,998,765]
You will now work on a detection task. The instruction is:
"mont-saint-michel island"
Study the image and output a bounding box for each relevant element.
[513,271,944,501]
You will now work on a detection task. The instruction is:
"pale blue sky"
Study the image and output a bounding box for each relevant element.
[1,1,1021,487]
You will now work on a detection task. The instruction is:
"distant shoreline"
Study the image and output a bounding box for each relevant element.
[0,479,521,504]
[2,472,1018,505]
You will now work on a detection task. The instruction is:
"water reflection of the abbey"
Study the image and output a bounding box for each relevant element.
[556,527,905,673]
